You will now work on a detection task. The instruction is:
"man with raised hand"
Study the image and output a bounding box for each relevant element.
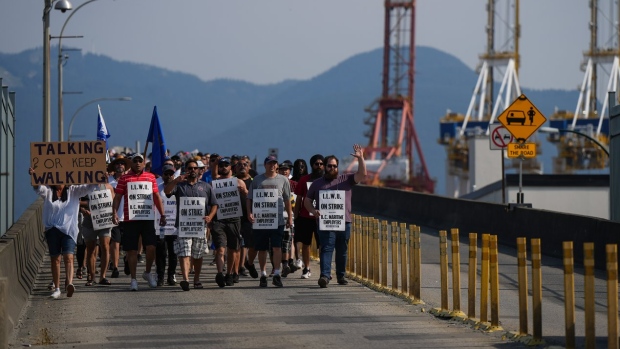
[211,157,248,287]
[246,155,293,288]
[304,144,366,288]
[165,159,217,291]
[112,153,167,291]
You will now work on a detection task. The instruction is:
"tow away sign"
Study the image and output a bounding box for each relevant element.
[507,143,536,158]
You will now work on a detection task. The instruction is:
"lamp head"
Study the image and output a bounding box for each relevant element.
[54,0,73,13]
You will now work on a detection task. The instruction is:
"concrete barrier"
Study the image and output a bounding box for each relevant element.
[352,185,620,268]
[0,199,45,335]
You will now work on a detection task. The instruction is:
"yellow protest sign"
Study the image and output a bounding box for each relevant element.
[30,141,108,185]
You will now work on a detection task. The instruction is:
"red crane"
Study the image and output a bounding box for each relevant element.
[363,0,433,192]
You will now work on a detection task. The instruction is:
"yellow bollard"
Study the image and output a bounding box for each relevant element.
[480,234,490,324]
[412,226,423,303]
[373,219,380,286]
[400,223,408,295]
[467,233,477,320]
[408,225,416,299]
[431,230,450,317]
[381,220,389,288]
[361,217,369,280]
[450,228,466,319]
[368,219,375,283]
[355,216,362,279]
[347,215,355,275]
[530,239,544,345]
[563,241,575,349]
[488,235,503,331]
[607,244,618,349]
[517,237,529,336]
[583,243,595,349]
[390,222,399,294]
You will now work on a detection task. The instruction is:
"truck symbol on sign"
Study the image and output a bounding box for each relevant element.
[506,111,526,125]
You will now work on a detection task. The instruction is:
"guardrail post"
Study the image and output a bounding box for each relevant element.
[480,234,490,324]
[584,242,595,349]
[390,222,399,293]
[517,237,529,336]
[531,239,544,345]
[381,221,389,288]
[400,223,408,295]
[607,244,618,349]
[467,233,477,321]
[489,235,503,331]
[431,230,450,317]
[412,225,423,303]
[356,216,362,279]
[348,215,355,275]
[361,217,369,280]
[563,241,575,349]
[450,228,466,319]
[373,219,380,285]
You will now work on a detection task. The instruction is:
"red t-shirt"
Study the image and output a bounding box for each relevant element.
[294,174,318,218]
[114,170,159,221]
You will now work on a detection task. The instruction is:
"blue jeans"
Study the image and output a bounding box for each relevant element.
[318,223,351,279]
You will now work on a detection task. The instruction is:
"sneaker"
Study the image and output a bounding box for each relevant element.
[180,280,190,291]
[295,259,304,269]
[66,284,75,297]
[259,276,268,287]
[272,274,283,287]
[337,276,349,285]
[215,272,226,288]
[143,271,157,288]
[246,263,258,279]
[167,275,177,286]
[238,267,249,277]
[123,256,130,275]
[289,260,299,273]
[282,264,291,277]
[301,268,311,279]
[233,273,239,283]
[130,279,138,291]
[318,276,329,288]
[225,273,234,286]
[111,268,120,278]
[137,254,144,263]
[50,289,61,299]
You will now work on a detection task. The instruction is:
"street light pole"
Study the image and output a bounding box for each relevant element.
[539,126,610,156]
[57,0,98,141]
[67,97,131,141]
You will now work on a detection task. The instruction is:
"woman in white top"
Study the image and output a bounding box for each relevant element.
[30,167,97,299]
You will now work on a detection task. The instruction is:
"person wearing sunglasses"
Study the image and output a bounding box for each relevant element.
[293,154,325,279]
[112,153,167,291]
[304,144,367,288]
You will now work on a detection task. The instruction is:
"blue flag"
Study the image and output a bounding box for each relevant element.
[97,105,111,163]
[146,106,167,176]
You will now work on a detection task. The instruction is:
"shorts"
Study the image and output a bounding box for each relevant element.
[121,220,157,252]
[212,220,242,250]
[254,225,284,251]
[240,220,254,249]
[81,225,112,242]
[294,217,318,246]
[111,225,122,243]
[281,228,293,253]
[45,227,76,257]
[173,237,207,259]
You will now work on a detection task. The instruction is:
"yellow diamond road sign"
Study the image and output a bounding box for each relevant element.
[497,94,546,142]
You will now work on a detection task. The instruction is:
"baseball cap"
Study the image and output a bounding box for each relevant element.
[279,160,292,169]
[132,153,145,161]
[264,155,278,164]
[162,164,175,174]
[196,160,205,168]
[219,157,231,166]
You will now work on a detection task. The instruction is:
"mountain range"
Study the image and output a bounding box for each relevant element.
[0,46,579,218]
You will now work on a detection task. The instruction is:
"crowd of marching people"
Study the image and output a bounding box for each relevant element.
[30,144,366,298]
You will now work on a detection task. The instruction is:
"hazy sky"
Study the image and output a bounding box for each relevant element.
[0,1,599,91]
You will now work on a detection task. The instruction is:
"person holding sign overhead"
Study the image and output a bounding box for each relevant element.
[304,144,366,288]
[29,167,99,299]
[164,159,218,291]
[246,155,293,288]
[111,153,167,291]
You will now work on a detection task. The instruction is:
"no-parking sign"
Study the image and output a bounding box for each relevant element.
[489,124,513,150]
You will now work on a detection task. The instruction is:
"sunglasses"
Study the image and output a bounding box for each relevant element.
[186,167,198,171]
[313,162,324,166]
[326,164,337,169]
[132,158,144,163]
